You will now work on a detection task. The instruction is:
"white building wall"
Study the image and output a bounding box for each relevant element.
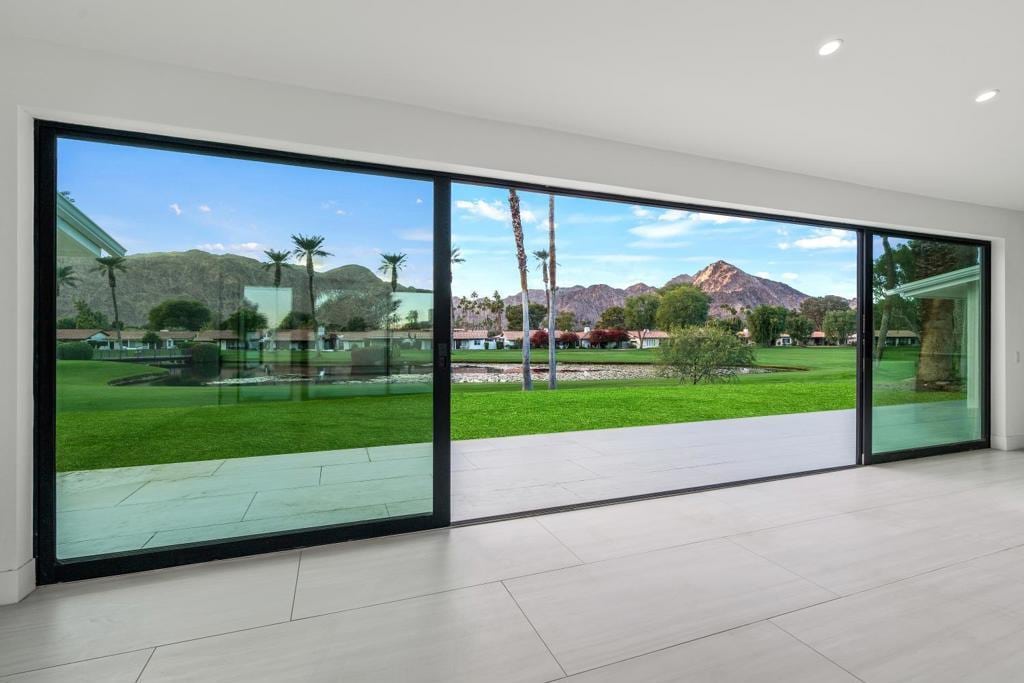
[2,36,1022,602]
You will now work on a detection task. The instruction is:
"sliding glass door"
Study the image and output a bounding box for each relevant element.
[867,233,987,458]
[39,124,448,580]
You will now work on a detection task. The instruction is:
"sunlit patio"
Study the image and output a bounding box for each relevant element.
[56,401,978,558]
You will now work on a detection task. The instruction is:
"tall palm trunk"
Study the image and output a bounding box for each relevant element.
[547,194,557,389]
[874,236,896,364]
[107,273,122,351]
[508,189,532,390]
[305,256,318,351]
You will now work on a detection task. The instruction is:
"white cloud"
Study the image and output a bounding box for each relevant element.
[196,242,269,257]
[415,198,424,204]
[336,209,347,216]
[629,220,692,239]
[627,239,691,249]
[454,199,536,224]
[398,229,433,242]
[198,204,211,213]
[632,206,652,218]
[692,212,754,225]
[755,271,771,278]
[169,203,182,216]
[781,272,799,281]
[778,228,856,250]
[658,209,686,222]
[564,254,657,264]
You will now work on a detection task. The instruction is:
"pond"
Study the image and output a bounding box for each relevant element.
[134,360,433,386]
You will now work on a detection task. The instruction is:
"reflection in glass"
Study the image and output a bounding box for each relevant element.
[871,235,983,453]
[54,138,434,559]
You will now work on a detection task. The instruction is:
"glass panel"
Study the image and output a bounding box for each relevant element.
[449,182,858,519]
[54,137,434,559]
[871,234,984,453]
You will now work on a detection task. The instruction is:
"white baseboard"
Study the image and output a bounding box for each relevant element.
[991,434,1024,451]
[0,558,35,605]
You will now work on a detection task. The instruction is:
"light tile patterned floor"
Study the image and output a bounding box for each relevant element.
[56,409,858,557]
[5,448,1024,681]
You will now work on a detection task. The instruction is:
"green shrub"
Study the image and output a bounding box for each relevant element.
[351,346,388,373]
[56,341,95,360]
[190,342,221,365]
[657,325,755,384]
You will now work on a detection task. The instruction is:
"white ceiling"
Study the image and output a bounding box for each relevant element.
[3,0,1022,210]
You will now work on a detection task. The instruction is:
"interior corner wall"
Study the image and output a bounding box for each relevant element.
[1,36,1021,603]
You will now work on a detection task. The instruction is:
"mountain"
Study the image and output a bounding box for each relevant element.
[454,260,817,327]
[57,249,412,328]
[691,260,809,314]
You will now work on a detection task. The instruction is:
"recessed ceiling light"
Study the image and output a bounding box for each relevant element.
[818,39,843,56]
[975,89,999,103]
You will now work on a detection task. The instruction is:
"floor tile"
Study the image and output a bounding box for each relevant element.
[0,650,154,683]
[504,538,835,674]
[731,504,1006,595]
[452,460,599,492]
[244,475,432,520]
[145,505,390,547]
[292,518,580,618]
[140,583,564,683]
[537,492,748,562]
[774,546,1024,682]
[121,468,321,505]
[453,483,583,520]
[366,442,432,461]
[57,532,155,559]
[565,621,858,682]
[213,448,369,476]
[57,494,254,544]
[320,456,431,485]
[0,553,298,676]
[57,460,224,492]
[55,482,147,511]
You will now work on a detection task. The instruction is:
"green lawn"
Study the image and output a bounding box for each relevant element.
[56,346,953,471]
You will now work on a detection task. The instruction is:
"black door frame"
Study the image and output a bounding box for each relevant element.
[33,120,991,584]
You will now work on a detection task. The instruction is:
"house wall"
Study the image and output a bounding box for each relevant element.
[2,36,1023,603]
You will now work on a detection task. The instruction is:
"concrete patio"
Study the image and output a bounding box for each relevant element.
[56,402,976,558]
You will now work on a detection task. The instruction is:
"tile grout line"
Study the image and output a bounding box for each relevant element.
[114,481,152,506]
[768,621,867,682]
[0,647,157,681]
[289,551,303,621]
[240,492,258,522]
[722,536,841,598]
[533,517,586,565]
[500,581,568,679]
[134,647,156,683]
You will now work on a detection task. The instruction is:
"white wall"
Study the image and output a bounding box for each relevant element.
[2,37,1022,602]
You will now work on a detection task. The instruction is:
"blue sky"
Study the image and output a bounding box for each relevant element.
[57,139,857,299]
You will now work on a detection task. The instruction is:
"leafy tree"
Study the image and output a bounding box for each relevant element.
[596,306,626,329]
[588,328,629,348]
[147,299,212,331]
[505,302,548,330]
[657,325,755,385]
[141,330,162,348]
[823,308,857,345]
[554,310,577,331]
[262,249,291,288]
[655,284,710,330]
[190,342,221,365]
[291,233,331,345]
[93,256,127,349]
[344,316,370,332]
[56,341,94,360]
[57,317,77,329]
[508,189,533,390]
[57,264,79,297]
[786,314,815,345]
[72,299,109,329]
[485,290,505,332]
[557,330,580,347]
[624,292,661,348]
[706,316,745,334]
[221,305,268,336]
[378,252,408,293]
[279,310,314,330]
[529,329,549,348]
[450,247,466,333]
[747,305,789,346]
[799,295,850,330]
[545,195,558,389]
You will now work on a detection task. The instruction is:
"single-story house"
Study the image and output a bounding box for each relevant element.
[876,329,920,346]
[195,329,245,350]
[269,329,318,351]
[774,333,794,346]
[453,329,496,350]
[629,330,670,349]
[56,328,113,349]
[808,330,828,346]
[57,192,126,258]
[157,330,198,349]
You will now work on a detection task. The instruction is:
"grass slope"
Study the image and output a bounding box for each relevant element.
[56,347,949,471]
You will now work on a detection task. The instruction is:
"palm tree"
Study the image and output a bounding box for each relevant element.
[56,264,79,297]
[450,247,465,338]
[508,189,532,390]
[93,256,127,350]
[262,249,291,288]
[291,234,331,349]
[533,249,550,312]
[546,194,558,389]
[378,252,408,293]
